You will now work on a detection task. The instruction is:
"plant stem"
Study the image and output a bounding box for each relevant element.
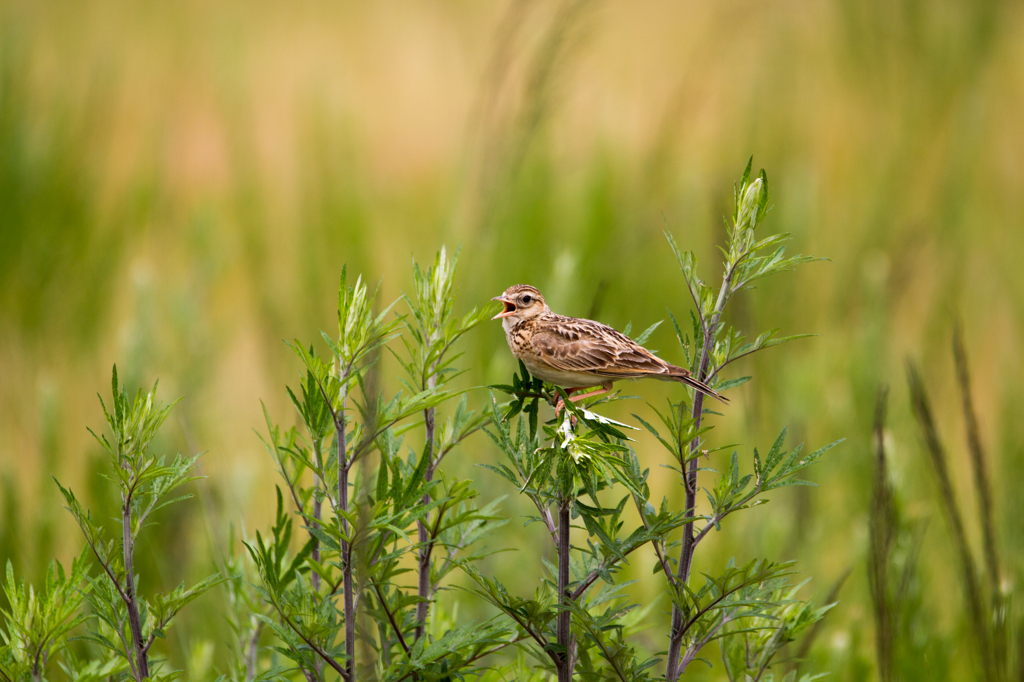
[245,619,262,682]
[311,444,323,593]
[953,326,1009,677]
[302,439,325,682]
[337,385,355,682]
[666,269,731,681]
[372,582,412,656]
[953,326,1000,591]
[868,388,894,682]
[907,362,994,682]
[122,495,149,680]
[557,499,573,682]
[277,601,350,682]
[415,365,439,642]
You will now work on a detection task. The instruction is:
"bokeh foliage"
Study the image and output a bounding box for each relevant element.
[2,0,1023,679]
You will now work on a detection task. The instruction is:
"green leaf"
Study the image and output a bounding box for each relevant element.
[633,320,663,345]
[716,376,751,392]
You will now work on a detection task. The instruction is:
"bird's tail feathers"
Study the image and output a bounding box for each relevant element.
[673,371,729,404]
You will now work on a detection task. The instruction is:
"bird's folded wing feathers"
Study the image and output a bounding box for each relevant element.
[530,319,671,377]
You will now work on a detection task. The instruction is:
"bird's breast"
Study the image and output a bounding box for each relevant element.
[522,360,607,388]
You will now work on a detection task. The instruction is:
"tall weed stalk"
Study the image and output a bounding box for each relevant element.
[658,159,836,680]
[53,368,222,681]
[906,326,1012,682]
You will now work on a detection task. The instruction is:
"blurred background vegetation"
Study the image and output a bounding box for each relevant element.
[1,0,1022,679]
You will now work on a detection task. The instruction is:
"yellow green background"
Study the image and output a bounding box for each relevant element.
[1,0,1021,679]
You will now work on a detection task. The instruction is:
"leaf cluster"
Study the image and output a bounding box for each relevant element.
[719,577,835,682]
[666,158,820,386]
[53,367,223,681]
[396,246,491,394]
[657,158,838,681]
[0,555,90,682]
[243,250,513,682]
[478,374,696,678]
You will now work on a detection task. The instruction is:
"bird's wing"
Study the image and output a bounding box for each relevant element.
[530,316,672,378]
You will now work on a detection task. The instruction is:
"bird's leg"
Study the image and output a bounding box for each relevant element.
[554,388,582,419]
[568,381,614,405]
[555,382,615,425]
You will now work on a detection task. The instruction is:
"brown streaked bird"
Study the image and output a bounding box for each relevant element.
[492,284,728,411]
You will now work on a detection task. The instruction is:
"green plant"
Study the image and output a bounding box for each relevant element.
[219,526,276,682]
[245,251,515,681]
[654,158,839,680]
[904,326,1013,682]
[0,163,844,682]
[479,159,841,681]
[395,247,493,642]
[719,570,834,682]
[867,388,930,682]
[0,554,89,682]
[54,368,223,681]
[477,376,686,681]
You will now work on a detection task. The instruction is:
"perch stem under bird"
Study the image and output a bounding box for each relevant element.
[492,284,728,415]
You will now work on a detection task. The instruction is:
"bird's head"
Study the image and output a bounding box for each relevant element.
[492,284,548,326]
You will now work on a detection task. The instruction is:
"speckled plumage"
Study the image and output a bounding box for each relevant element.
[491,284,727,404]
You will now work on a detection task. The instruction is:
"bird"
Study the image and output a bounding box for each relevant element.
[491,284,727,413]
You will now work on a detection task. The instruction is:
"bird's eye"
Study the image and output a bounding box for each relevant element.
[521,295,533,305]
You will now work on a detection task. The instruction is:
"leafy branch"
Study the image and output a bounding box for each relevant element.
[0,554,90,682]
[54,367,223,681]
[662,158,828,681]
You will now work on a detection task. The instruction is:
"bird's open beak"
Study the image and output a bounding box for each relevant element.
[491,296,517,320]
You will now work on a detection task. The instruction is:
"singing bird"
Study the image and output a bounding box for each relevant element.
[492,284,727,411]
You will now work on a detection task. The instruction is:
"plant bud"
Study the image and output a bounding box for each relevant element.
[736,177,764,231]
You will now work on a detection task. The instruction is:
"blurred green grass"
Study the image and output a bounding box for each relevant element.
[2,0,1023,678]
